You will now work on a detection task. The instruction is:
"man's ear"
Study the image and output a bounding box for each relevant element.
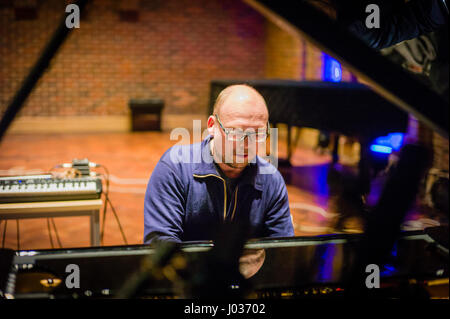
[207,115,215,136]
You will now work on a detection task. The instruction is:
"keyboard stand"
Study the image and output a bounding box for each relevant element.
[0,199,102,247]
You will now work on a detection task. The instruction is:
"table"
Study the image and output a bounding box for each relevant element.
[0,199,103,247]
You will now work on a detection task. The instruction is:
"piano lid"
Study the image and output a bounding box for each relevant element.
[244,0,449,139]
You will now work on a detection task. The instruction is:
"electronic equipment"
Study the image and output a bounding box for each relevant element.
[0,175,102,203]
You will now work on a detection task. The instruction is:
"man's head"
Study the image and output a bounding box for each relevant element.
[207,84,269,174]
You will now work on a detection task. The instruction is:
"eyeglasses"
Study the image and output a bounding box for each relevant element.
[214,114,269,142]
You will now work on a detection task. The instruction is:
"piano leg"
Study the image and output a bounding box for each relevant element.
[332,134,340,164]
[358,139,372,196]
[90,209,100,247]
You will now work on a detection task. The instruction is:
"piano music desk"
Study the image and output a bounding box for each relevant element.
[0,199,102,247]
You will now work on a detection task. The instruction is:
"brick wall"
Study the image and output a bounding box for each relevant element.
[264,19,354,81]
[1,0,446,189]
[0,0,266,119]
[433,133,449,171]
[4,0,441,171]
[264,20,302,79]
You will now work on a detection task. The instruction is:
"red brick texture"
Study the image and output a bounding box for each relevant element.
[0,0,266,117]
[1,0,445,171]
[264,20,354,81]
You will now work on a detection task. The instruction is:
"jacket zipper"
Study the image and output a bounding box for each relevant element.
[193,174,239,221]
[230,185,238,221]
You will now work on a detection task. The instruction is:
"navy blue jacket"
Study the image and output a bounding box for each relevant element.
[143,136,294,243]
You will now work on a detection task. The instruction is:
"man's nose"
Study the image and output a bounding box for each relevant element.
[237,136,253,150]
[233,138,248,151]
[244,136,249,148]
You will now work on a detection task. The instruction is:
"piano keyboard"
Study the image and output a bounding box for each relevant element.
[0,175,102,203]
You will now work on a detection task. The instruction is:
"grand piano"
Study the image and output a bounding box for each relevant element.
[0,0,448,299]
[2,231,448,298]
[1,230,447,299]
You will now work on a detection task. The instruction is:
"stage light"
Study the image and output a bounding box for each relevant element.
[370,133,405,154]
[322,53,342,82]
[374,133,404,151]
[370,145,393,154]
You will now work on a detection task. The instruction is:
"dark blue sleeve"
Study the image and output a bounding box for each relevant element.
[264,171,295,238]
[348,0,448,50]
[143,160,186,244]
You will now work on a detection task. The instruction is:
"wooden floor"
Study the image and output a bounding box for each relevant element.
[0,131,445,250]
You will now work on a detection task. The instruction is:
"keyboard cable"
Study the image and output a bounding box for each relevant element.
[48,162,128,246]
[16,220,20,251]
[47,218,55,249]
[95,164,128,245]
[1,220,6,249]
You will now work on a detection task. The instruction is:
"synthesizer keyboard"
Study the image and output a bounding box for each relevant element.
[0,175,102,203]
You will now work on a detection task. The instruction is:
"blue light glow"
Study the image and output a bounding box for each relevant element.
[322,53,342,82]
[370,132,405,154]
[381,264,397,277]
[390,242,398,258]
[317,245,337,282]
[370,145,393,154]
[374,133,404,151]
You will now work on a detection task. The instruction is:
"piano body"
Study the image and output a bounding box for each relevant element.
[1,230,447,299]
[209,79,409,166]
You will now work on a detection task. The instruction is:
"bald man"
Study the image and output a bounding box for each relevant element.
[144,84,294,243]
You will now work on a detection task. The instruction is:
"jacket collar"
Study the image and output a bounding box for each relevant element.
[193,135,264,191]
